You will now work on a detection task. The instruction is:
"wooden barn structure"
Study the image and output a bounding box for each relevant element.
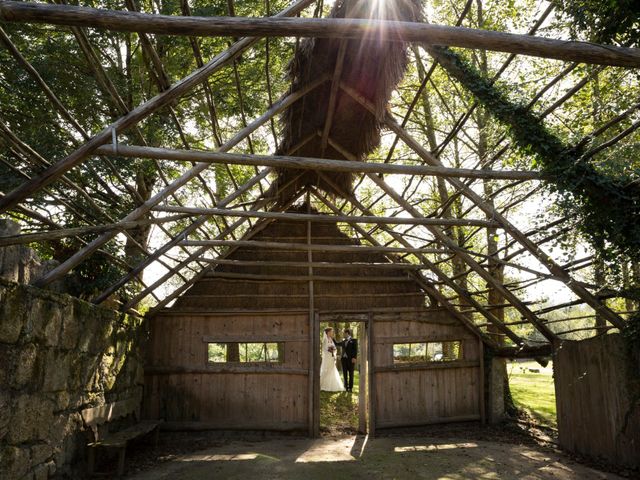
[144,210,483,433]
[0,0,638,467]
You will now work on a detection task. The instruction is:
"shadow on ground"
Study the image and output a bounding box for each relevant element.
[120,430,624,480]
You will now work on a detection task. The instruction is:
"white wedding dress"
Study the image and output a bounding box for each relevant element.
[320,333,345,392]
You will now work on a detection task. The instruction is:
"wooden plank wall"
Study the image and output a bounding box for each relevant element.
[372,310,482,428]
[555,334,640,468]
[143,312,310,430]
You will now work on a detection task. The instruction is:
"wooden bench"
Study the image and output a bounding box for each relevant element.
[81,397,162,477]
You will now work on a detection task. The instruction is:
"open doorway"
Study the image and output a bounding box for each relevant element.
[318,315,369,436]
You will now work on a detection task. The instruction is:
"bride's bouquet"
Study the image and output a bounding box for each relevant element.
[328,345,336,357]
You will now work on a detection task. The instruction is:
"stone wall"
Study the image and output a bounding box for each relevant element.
[0,220,63,291]
[0,279,146,479]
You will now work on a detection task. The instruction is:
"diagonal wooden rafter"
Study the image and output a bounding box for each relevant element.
[118,172,308,310]
[308,184,506,349]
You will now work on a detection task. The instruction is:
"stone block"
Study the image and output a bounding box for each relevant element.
[42,350,72,393]
[60,303,79,350]
[8,395,55,444]
[32,462,49,480]
[0,445,30,480]
[0,390,10,440]
[0,284,26,343]
[30,298,62,347]
[14,343,38,388]
[0,343,15,386]
[30,444,53,466]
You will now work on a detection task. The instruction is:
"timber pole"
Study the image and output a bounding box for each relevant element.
[1,1,640,67]
[92,144,542,181]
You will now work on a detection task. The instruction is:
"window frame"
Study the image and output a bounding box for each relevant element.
[206,341,284,365]
[392,339,463,365]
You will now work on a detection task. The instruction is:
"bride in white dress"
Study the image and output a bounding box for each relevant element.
[320,327,345,392]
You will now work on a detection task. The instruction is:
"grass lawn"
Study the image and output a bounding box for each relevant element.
[320,370,359,434]
[508,361,557,428]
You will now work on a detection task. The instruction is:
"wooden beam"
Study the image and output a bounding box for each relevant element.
[0,0,316,214]
[154,205,501,228]
[93,144,542,180]
[180,239,449,255]
[320,39,347,155]
[205,272,415,282]
[2,2,640,67]
[200,258,429,270]
[0,214,191,247]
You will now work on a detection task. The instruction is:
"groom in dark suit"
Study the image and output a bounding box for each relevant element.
[337,328,358,392]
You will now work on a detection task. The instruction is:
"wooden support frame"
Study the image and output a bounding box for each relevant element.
[0,0,317,213]
[310,179,514,348]
[340,83,626,331]
[2,1,640,67]
[32,71,328,289]
[0,0,632,356]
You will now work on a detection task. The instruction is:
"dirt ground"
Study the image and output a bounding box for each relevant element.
[121,427,629,480]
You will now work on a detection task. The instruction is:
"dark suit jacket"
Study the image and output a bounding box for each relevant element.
[337,337,358,360]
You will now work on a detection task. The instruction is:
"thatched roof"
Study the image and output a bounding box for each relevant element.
[272,0,423,200]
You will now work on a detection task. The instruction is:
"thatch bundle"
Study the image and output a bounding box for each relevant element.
[272,0,423,200]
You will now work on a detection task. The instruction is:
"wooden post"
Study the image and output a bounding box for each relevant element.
[479,336,486,425]
[358,317,368,434]
[312,312,321,437]
[306,193,317,437]
[367,312,376,437]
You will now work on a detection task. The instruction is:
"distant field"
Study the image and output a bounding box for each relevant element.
[508,361,556,428]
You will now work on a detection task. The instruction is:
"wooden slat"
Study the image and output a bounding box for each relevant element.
[181,238,447,255]
[375,360,480,372]
[145,366,309,375]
